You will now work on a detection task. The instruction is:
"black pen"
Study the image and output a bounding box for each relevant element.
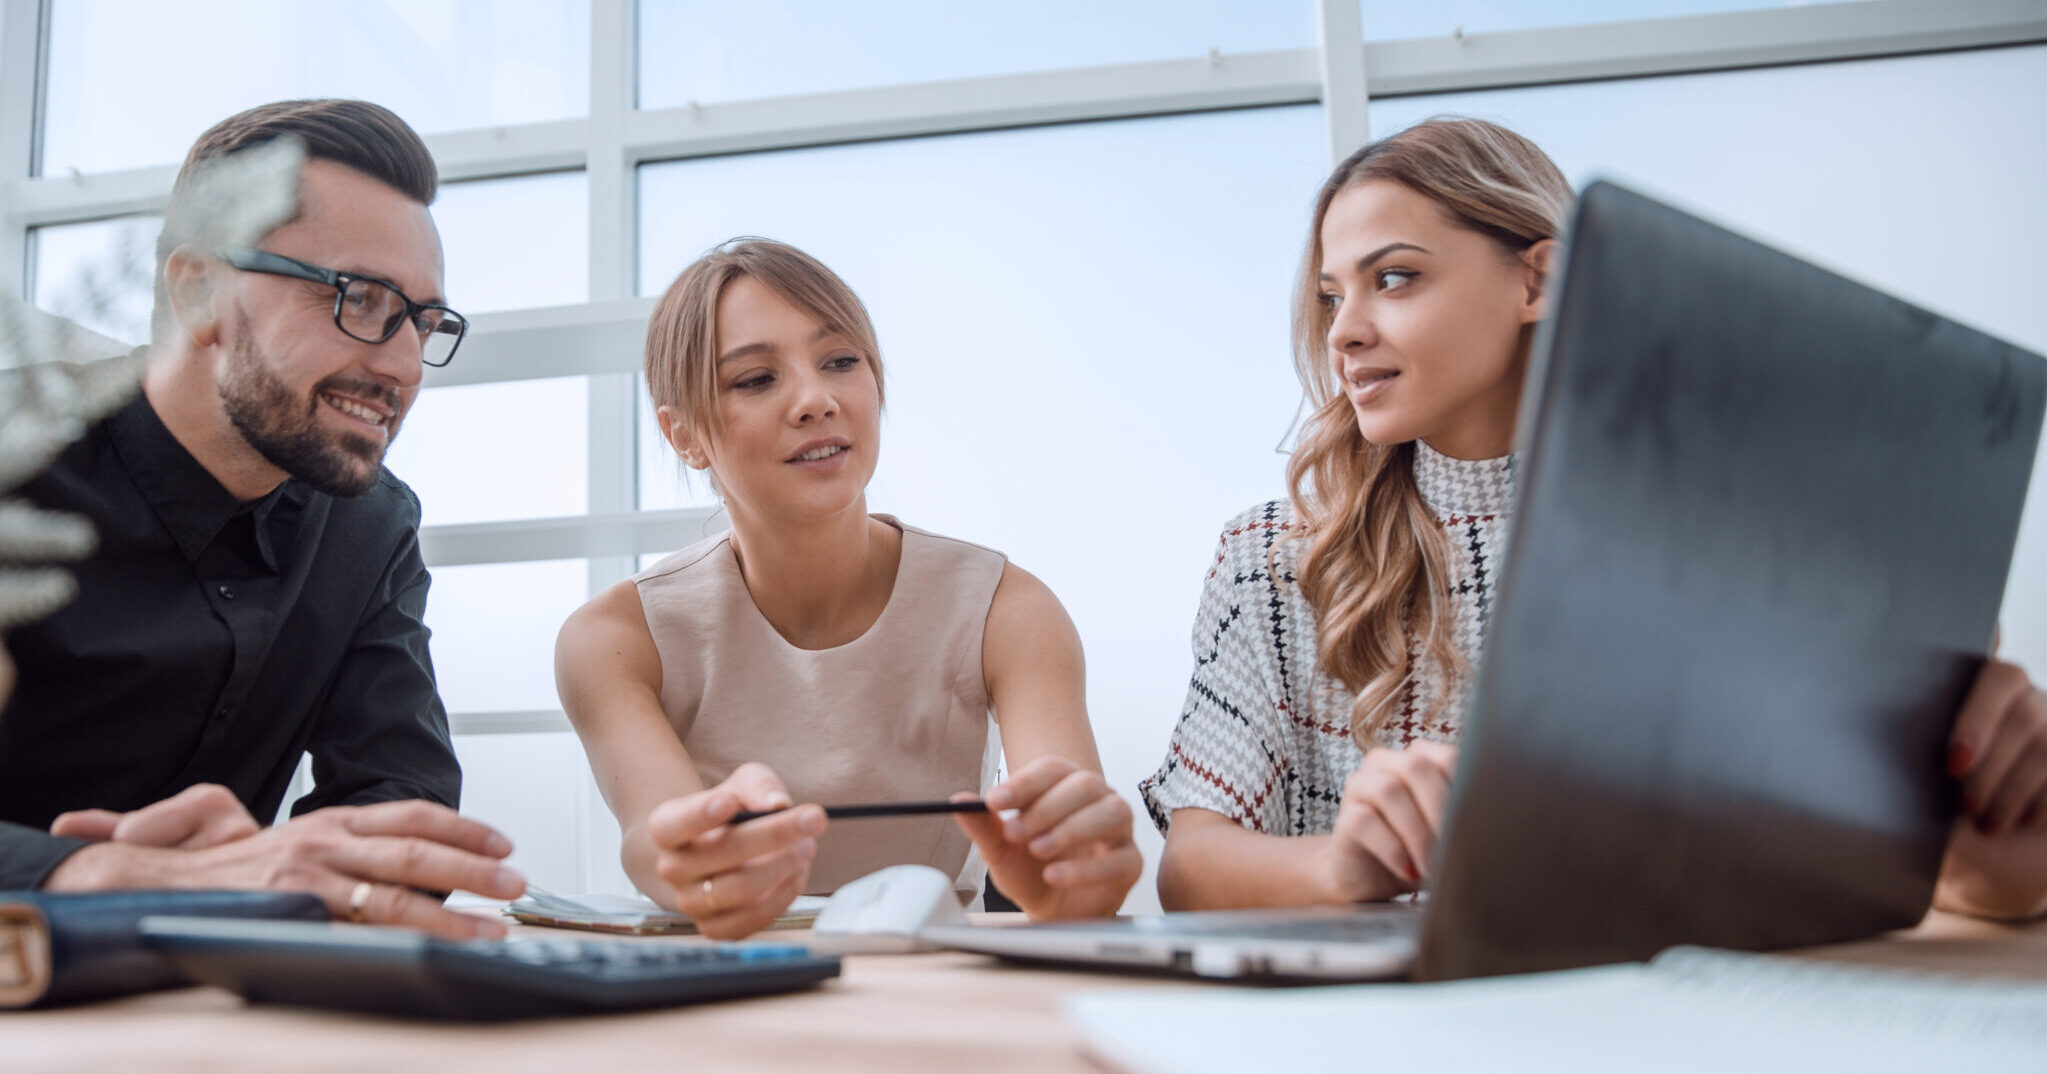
[730,799,991,824]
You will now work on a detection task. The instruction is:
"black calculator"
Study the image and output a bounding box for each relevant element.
[137,915,841,1020]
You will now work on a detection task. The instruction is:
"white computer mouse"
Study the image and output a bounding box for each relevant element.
[810,864,970,954]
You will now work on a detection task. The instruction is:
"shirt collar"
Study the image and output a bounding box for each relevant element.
[1412,438,1516,518]
[106,382,303,568]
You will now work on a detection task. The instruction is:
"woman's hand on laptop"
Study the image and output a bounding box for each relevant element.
[1936,658,2047,920]
[956,756,1141,920]
[1948,658,2047,837]
[645,762,824,939]
[1937,817,2047,920]
[1321,741,1458,902]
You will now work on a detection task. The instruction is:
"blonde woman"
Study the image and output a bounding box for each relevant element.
[557,240,1140,939]
[1142,117,2047,918]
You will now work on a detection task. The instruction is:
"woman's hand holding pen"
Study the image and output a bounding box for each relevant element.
[954,755,1141,920]
[646,762,824,939]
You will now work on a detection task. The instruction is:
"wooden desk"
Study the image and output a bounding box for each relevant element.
[8,911,2045,1074]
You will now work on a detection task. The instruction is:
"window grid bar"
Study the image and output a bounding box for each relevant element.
[0,0,45,298]
[577,0,639,890]
[618,46,1322,165]
[451,710,573,735]
[8,1,2043,232]
[1363,0,2047,97]
[1316,0,1371,164]
[422,298,655,387]
[584,0,638,602]
[418,507,724,570]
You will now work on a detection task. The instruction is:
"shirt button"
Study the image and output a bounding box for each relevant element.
[217,584,235,600]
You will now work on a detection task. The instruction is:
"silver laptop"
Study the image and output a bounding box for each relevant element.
[921,902,1421,979]
[926,181,2046,981]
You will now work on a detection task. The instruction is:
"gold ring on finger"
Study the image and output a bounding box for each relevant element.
[347,880,374,924]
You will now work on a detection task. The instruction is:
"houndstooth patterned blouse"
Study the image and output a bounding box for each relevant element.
[1139,440,1516,837]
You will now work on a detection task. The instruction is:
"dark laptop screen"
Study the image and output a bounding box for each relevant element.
[1419,181,2045,980]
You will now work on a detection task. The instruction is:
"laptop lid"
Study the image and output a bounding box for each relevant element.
[1416,181,2045,980]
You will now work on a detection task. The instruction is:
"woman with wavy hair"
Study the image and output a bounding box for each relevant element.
[1141,117,2047,917]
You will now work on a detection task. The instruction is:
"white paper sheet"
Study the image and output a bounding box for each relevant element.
[1064,947,2047,1074]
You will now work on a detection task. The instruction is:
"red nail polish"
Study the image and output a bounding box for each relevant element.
[1949,743,1974,777]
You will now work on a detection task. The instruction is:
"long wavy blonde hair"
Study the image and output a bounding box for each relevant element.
[1284,117,1572,745]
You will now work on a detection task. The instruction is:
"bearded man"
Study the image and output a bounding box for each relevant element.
[0,99,524,939]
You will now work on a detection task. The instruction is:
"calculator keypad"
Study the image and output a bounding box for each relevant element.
[455,938,816,981]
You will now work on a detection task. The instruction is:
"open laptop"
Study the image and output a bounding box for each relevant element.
[924,180,2046,982]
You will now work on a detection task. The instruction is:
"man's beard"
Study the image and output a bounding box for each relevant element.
[218,313,403,498]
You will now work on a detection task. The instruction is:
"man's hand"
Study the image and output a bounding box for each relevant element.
[955,755,1141,920]
[44,799,526,940]
[1320,741,1457,902]
[51,783,261,850]
[645,763,822,940]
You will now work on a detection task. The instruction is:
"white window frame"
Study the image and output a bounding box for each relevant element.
[3,0,2042,738]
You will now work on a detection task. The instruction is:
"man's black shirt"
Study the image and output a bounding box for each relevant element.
[0,384,460,887]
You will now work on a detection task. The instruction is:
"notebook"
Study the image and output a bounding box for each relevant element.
[1064,947,2047,1074]
[504,885,827,935]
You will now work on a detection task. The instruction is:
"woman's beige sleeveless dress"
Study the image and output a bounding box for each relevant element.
[632,515,1005,904]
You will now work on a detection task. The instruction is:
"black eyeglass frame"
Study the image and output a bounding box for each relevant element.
[215,246,469,367]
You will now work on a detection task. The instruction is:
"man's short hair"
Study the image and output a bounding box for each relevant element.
[151,98,438,335]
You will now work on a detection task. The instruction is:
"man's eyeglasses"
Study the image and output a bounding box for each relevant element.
[216,246,469,368]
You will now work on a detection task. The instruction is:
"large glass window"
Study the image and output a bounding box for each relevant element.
[1368,43,2047,680]
[25,162,587,341]
[1367,46,2046,352]
[637,0,1313,109]
[388,171,597,704]
[433,170,591,314]
[424,559,589,714]
[637,105,1328,811]
[41,0,590,176]
[1357,0,1874,42]
[385,170,595,525]
[454,732,600,894]
[385,376,590,527]
[24,2,2038,914]
[29,215,161,346]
